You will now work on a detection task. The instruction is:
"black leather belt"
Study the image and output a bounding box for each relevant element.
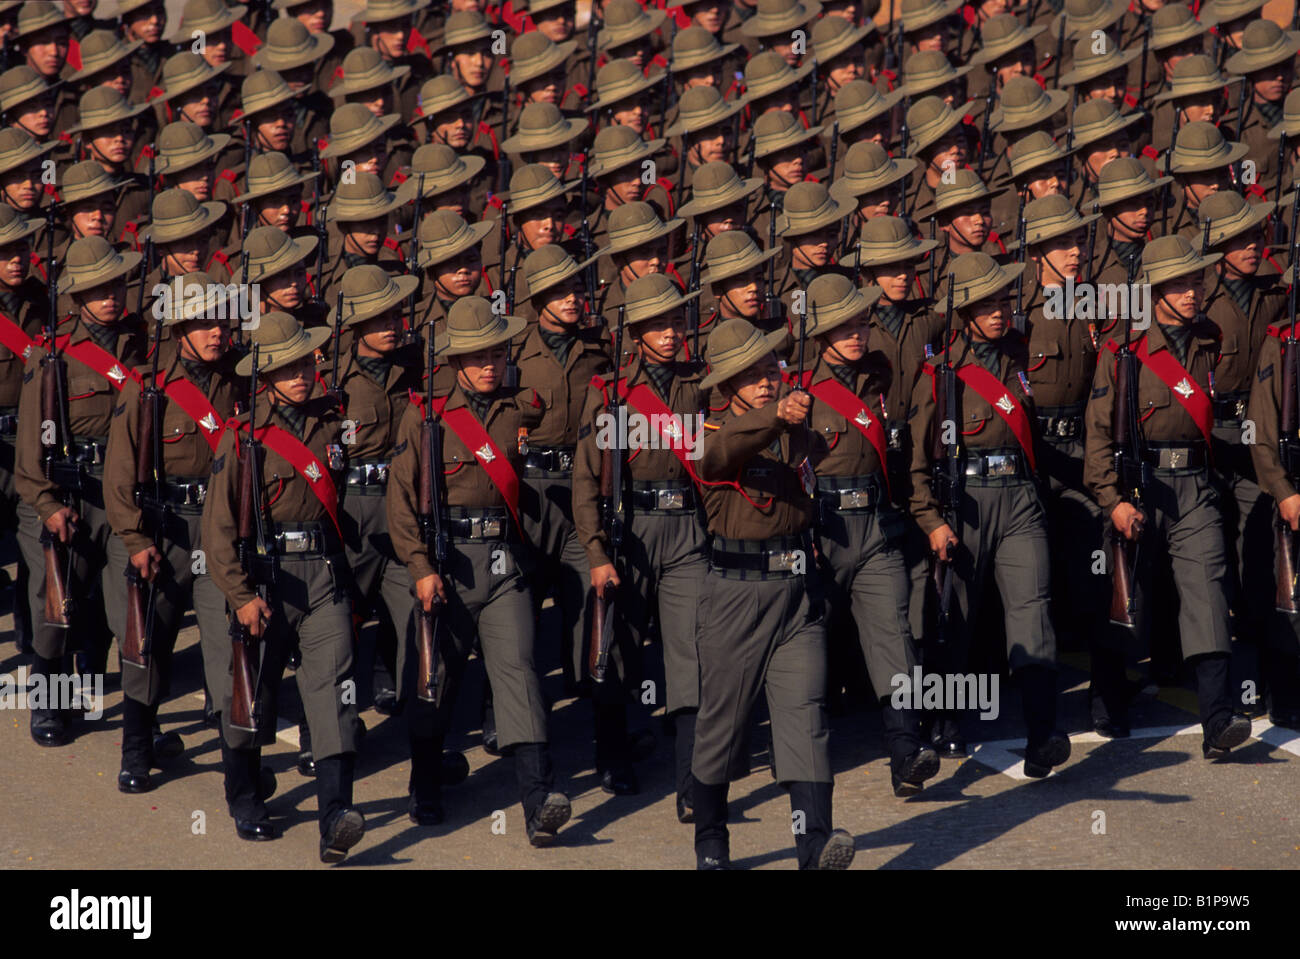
[140,479,208,508]
[269,521,339,556]
[1143,442,1207,470]
[1212,392,1248,426]
[523,445,574,474]
[445,507,511,541]
[710,533,812,577]
[0,407,16,435]
[628,482,696,511]
[1037,404,1085,442]
[345,461,389,491]
[816,473,884,511]
[962,450,1028,478]
[71,437,108,467]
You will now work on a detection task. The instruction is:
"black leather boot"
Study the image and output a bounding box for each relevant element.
[481,684,499,755]
[150,702,183,762]
[222,741,277,841]
[674,710,697,822]
[29,656,68,747]
[1194,653,1251,757]
[1089,645,1130,738]
[516,742,570,846]
[881,700,940,797]
[317,754,364,863]
[692,777,731,869]
[118,696,154,793]
[297,720,315,777]
[1020,665,1070,777]
[408,735,444,825]
[788,781,855,870]
[595,701,638,795]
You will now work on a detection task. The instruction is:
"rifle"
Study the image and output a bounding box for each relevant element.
[590,305,626,683]
[39,202,73,631]
[1012,198,1028,333]
[229,345,273,733]
[123,310,166,669]
[408,172,425,277]
[1109,252,1148,628]
[885,0,897,74]
[827,119,840,186]
[136,236,152,322]
[312,141,326,306]
[497,73,512,195]
[1161,107,1183,235]
[741,121,758,179]
[761,193,784,327]
[687,221,702,357]
[328,288,345,407]
[1136,17,1150,113]
[930,272,961,645]
[977,82,995,176]
[586,5,600,108]
[579,157,597,312]
[1053,16,1065,86]
[928,214,938,304]
[1084,199,1100,286]
[497,200,510,293]
[809,57,820,126]
[899,94,911,158]
[1231,77,1250,185]
[1275,133,1289,246]
[415,310,447,703]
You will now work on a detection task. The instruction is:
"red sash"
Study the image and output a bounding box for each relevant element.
[158,372,227,452]
[928,360,1037,470]
[590,375,703,483]
[231,419,341,535]
[55,335,141,391]
[0,311,35,361]
[232,21,261,55]
[431,396,522,528]
[1107,337,1214,449]
[804,376,893,497]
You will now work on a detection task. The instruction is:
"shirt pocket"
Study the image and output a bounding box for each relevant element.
[810,403,848,452]
[1027,339,1061,376]
[160,402,199,444]
[67,369,112,402]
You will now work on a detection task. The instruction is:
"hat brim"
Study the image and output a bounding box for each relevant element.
[587,71,667,113]
[600,216,687,256]
[328,190,406,224]
[587,138,667,179]
[419,218,495,268]
[700,327,792,389]
[68,39,145,83]
[943,261,1028,312]
[900,0,964,34]
[67,97,154,135]
[744,60,816,104]
[157,133,234,174]
[907,103,974,155]
[234,169,321,204]
[814,22,876,64]
[1053,0,1128,40]
[168,5,245,42]
[899,63,974,100]
[58,250,144,295]
[1208,201,1275,247]
[663,98,746,139]
[158,61,234,104]
[1150,21,1208,52]
[754,122,825,160]
[1168,139,1250,173]
[320,113,403,159]
[1009,211,1101,251]
[332,274,421,327]
[600,8,669,49]
[256,32,338,75]
[970,24,1048,66]
[845,236,940,268]
[837,88,907,134]
[1070,109,1146,152]
[331,63,413,99]
[701,246,781,286]
[673,41,742,72]
[235,325,332,377]
[625,287,703,325]
[678,176,765,218]
[397,155,488,203]
[779,195,850,237]
[989,89,1069,132]
[144,201,227,244]
[436,313,528,357]
[1096,173,1174,207]
[0,216,43,245]
[1152,74,1242,105]
[511,40,580,86]
[1199,0,1270,28]
[1144,250,1222,285]
[829,157,919,200]
[499,116,589,155]
[1058,48,1142,89]
[353,0,434,24]
[806,284,885,338]
[0,139,60,178]
[242,235,319,284]
[1224,32,1300,76]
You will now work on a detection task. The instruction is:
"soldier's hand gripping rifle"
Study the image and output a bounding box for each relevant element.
[1109,252,1149,628]
[1275,212,1300,612]
[590,306,626,683]
[39,201,74,630]
[229,346,275,733]
[415,315,447,703]
[122,310,166,669]
[930,273,961,645]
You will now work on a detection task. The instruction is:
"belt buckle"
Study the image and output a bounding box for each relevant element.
[281,530,310,553]
[483,517,503,538]
[1234,398,1246,421]
[558,450,574,472]
[655,488,685,510]
[887,425,903,451]
[1054,418,1071,438]
[986,454,1015,476]
[0,414,16,434]
[839,489,872,509]
[1167,448,1184,469]
[767,550,800,573]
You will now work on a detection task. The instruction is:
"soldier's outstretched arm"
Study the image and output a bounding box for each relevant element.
[14,347,62,522]
[697,398,787,481]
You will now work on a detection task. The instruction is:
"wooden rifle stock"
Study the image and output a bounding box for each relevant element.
[40,529,71,629]
[589,582,615,683]
[230,433,260,732]
[415,414,444,704]
[121,385,160,668]
[1277,328,1300,612]
[1109,288,1143,629]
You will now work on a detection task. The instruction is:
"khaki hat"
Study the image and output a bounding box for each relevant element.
[434,10,493,51]
[320,103,400,159]
[67,31,143,84]
[239,68,299,122]
[699,317,789,389]
[528,0,577,13]
[255,17,337,74]
[1010,192,1099,250]
[834,80,905,136]
[396,144,486,204]
[920,166,995,219]
[1152,54,1241,105]
[331,264,419,327]
[1051,0,1127,42]
[753,109,823,160]
[1166,120,1249,174]
[235,311,331,376]
[812,12,875,64]
[159,52,232,105]
[118,0,167,13]
[500,101,588,154]
[234,151,320,204]
[415,75,471,122]
[0,127,56,178]
[741,0,822,38]
[830,140,918,202]
[1070,97,1144,152]
[900,49,972,99]
[68,86,150,135]
[849,214,939,267]
[328,172,403,223]
[238,225,319,285]
[588,58,662,113]
[436,296,526,357]
[503,163,571,213]
[671,26,740,72]
[1058,33,1141,89]
[356,0,435,26]
[523,244,592,300]
[701,229,780,286]
[663,84,744,139]
[906,95,974,155]
[1007,129,1075,180]
[989,75,1068,133]
[942,251,1027,312]
[1150,3,1208,53]
[600,0,668,50]
[600,201,685,256]
[677,162,763,218]
[176,0,245,38]
[1198,189,1273,247]
[778,181,849,238]
[0,66,57,116]
[0,205,41,246]
[1268,87,1300,141]
[901,0,963,34]
[1224,20,1300,76]
[145,188,225,244]
[805,272,882,337]
[164,270,240,326]
[332,47,411,100]
[588,125,665,179]
[1199,0,1271,29]
[155,121,232,175]
[418,210,494,269]
[743,51,814,103]
[510,31,577,87]
[15,5,66,41]
[624,271,701,325]
[970,14,1046,66]
[58,236,142,295]
[1141,233,1220,285]
[1096,155,1173,208]
[59,160,132,205]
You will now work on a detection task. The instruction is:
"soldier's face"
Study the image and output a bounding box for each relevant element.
[1220,16,1249,48]
[176,319,227,362]
[76,279,127,324]
[24,26,71,79]
[690,0,729,34]
[292,0,333,34]
[1250,62,1293,104]
[1111,195,1151,240]
[452,44,494,90]
[264,265,307,309]
[1161,39,1201,79]
[1026,168,1065,200]
[1155,276,1201,321]
[434,185,469,219]
[519,202,565,247]
[452,0,486,10]
[433,247,483,297]
[432,108,473,149]
[717,267,762,317]
[14,93,57,139]
[0,164,41,211]
[827,49,864,91]
[634,314,685,360]
[536,6,576,43]
[124,5,167,44]
[356,310,405,354]
[682,64,722,90]
[767,39,799,69]
[823,0,859,20]
[1084,69,1127,109]
[162,237,208,275]
[612,101,646,132]
[1182,170,1227,208]
[767,146,804,186]
[823,313,870,362]
[255,105,298,154]
[727,353,781,408]
[608,42,646,71]
[70,196,116,238]
[928,132,968,175]
[267,355,316,403]
[857,187,896,219]
[868,265,913,302]
[911,27,947,53]
[754,91,795,116]
[344,216,388,256]
[89,121,136,167]
[791,225,836,269]
[454,343,509,393]
[1085,137,1127,179]
[171,159,216,201]
[255,187,302,230]
[1222,228,1262,277]
[965,296,1009,340]
[281,64,316,94]
[603,169,642,206]
[1180,92,1222,125]
[347,140,389,177]
[373,18,411,61]
[704,201,746,236]
[526,71,564,106]
[178,84,220,127]
[204,27,233,67]
[65,0,98,15]
[853,117,890,147]
[993,48,1035,92]
[621,239,668,280]
[539,277,583,326]
[690,126,733,165]
[1037,229,1084,283]
[945,204,991,248]
[0,240,29,288]
[88,63,133,99]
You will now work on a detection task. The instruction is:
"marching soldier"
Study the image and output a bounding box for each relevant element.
[666,25,742,106]
[68,87,153,238]
[239,224,326,328]
[904,96,975,223]
[499,101,587,183]
[990,131,1074,248]
[253,18,337,159]
[14,5,76,137]
[595,200,686,316]
[663,85,743,199]
[321,103,404,193]
[154,121,238,210]
[968,13,1045,104]
[898,50,972,112]
[119,0,171,96]
[750,109,821,237]
[772,181,851,310]
[690,316,856,870]
[1058,33,1140,115]
[412,209,494,339]
[230,151,321,240]
[153,52,231,148]
[922,168,1006,302]
[386,296,574,844]
[700,229,778,328]
[318,172,405,299]
[584,125,669,254]
[1163,121,1250,238]
[0,66,60,147]
[599,0,668,70]
[1093,157,1171,287]
[358,0,435,121]
[810,13,874,124]
[136,189,225,321]
[397,143,490,225]
[1150,55,1238,160]
[103,270,240,792]
[830,141,916,237]
[48,161,128,265]
[676,161,763,244]
[1223,20,1299,200]
[985,76,1068,189]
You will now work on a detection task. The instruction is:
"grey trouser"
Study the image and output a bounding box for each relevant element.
[692,567,831,785]
[409,538,550,746]
[931,477,1057,673]
[600,504,707,714]
[202,549,358,759]
[105,507,227,705]
[816,501,917,698]
[17,475,117,661]
[1038,438,1108,650]
[342,486,412,680]
[520,471,589,683]
[1212,435,1274,648]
